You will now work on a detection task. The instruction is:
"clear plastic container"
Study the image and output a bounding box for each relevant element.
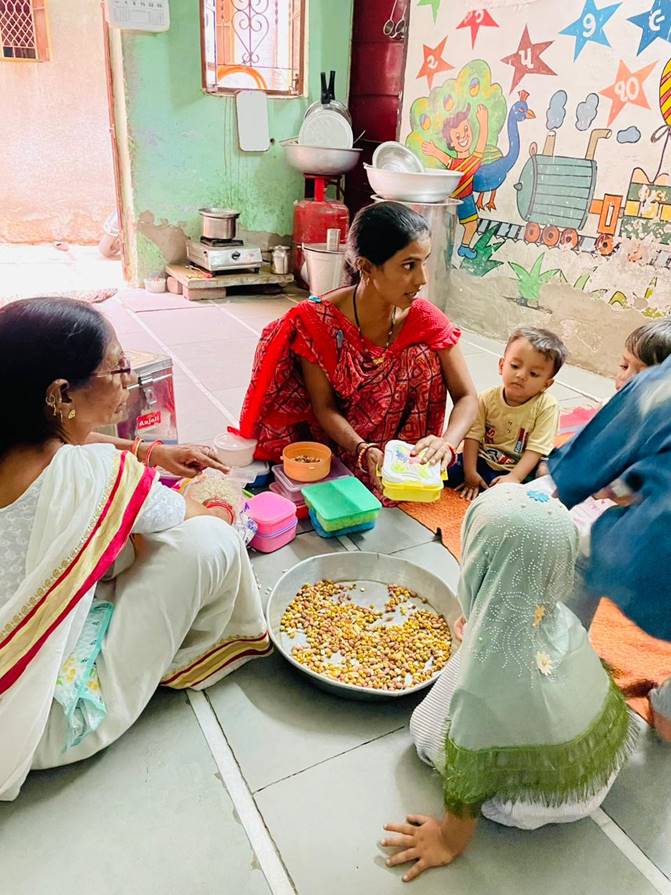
[246,491,297,537]
[228,461,272,489]
[381,439,445,503]
[213,431,258,468]
[302,477,381,532]
[273,456,351,501]
[269,482,309,519]
[272,465,306,503]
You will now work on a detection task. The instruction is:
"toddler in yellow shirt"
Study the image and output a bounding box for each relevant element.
[450,326,567,500]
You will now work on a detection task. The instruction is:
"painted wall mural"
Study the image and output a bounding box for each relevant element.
[400,0,671,319]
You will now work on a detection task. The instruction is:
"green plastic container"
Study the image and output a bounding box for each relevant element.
[302,477,382,532]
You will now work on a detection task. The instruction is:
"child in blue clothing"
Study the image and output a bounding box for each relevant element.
[549,353,671,741]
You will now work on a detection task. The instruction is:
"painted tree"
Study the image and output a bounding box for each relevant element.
[459,229,505,276]
[508,254,561,306]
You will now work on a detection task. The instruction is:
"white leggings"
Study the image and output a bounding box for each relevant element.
[410,649,617,830]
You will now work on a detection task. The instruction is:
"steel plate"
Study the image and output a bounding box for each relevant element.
[266,552,461,701]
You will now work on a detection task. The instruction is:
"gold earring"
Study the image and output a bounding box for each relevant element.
[45,395,58,417]
[67,408,76,420]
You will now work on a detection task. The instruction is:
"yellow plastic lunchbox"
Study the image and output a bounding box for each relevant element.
[381,440,446,503]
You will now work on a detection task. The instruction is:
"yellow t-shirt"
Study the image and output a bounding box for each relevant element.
[466,386,559,473]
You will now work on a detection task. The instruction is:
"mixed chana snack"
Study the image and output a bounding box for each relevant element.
[279,579,452,691]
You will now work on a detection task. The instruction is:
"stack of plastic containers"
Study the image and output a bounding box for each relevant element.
[247,491,298,553]
[381,440,445,503]
[270,456,351,519]
[302,477,382,538]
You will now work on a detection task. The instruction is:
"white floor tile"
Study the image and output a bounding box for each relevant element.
[256,727,659,895]
[0,691,271,895]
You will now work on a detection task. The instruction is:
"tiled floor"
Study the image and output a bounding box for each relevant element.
[1,286,667,895]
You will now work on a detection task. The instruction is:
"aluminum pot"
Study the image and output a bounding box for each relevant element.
[198,207,240,241]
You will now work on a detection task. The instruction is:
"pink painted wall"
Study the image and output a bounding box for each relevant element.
[0,0,115,243]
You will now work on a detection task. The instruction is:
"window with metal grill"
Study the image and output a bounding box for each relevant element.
[0,0,48,61]
[201,0,305,96]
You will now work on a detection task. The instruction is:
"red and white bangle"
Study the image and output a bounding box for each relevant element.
[443,441,458,468]
[144,439,163,468]
[131,436,143,458]
[203,498,235,524]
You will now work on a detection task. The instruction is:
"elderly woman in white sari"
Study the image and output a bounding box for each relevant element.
[0,298,270,801]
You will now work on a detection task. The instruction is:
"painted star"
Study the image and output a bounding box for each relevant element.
[600,59,657,125]
[628,0,671,55]
[501,26,557,94]
[417,37,453,91]
[457,9,499,49]
[561,0,621,60]
[418,0,441,24]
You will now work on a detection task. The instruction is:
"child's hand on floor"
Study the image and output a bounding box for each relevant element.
[381,813,477,881]
[490,472,520,488]
[456,473,489,501]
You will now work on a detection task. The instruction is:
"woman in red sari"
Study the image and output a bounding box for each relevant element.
[239,202,477,489]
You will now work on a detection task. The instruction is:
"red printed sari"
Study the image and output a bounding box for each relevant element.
[238,297,461,490]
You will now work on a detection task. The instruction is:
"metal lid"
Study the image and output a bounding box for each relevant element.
[127,349,173,378]
[198,207,240,219]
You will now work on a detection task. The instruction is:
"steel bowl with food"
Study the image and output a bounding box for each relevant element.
[266,552,461,701]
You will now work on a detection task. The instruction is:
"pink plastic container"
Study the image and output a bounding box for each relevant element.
[247,491,297,553]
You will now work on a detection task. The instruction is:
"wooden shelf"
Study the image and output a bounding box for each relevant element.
[166,262,294,301]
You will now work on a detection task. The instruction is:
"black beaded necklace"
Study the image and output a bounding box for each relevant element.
[352,285,397,358]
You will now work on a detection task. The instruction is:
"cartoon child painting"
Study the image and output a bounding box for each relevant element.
[422,103,489,259]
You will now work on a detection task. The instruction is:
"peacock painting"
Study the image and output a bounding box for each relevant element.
[406,63,536,213]
[474,91,536,211]
[406,61,508,174]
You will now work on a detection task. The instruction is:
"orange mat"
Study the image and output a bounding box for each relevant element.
[591,599,671,724]
[401,494,671,723]
[402,488,468,559]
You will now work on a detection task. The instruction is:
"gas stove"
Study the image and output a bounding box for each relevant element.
[186,238,263,273]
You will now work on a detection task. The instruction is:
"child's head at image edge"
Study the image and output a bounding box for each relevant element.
[616,319,671,391]
[499,326,567,406]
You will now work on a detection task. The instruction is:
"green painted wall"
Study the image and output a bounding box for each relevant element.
[118,0,354,280]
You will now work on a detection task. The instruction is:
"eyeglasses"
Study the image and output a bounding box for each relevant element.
[93,357,132,378]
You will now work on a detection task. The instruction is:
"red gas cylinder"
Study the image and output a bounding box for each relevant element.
[292,176,349,289]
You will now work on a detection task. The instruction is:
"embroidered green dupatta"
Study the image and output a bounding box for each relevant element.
[444,485,636,816]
